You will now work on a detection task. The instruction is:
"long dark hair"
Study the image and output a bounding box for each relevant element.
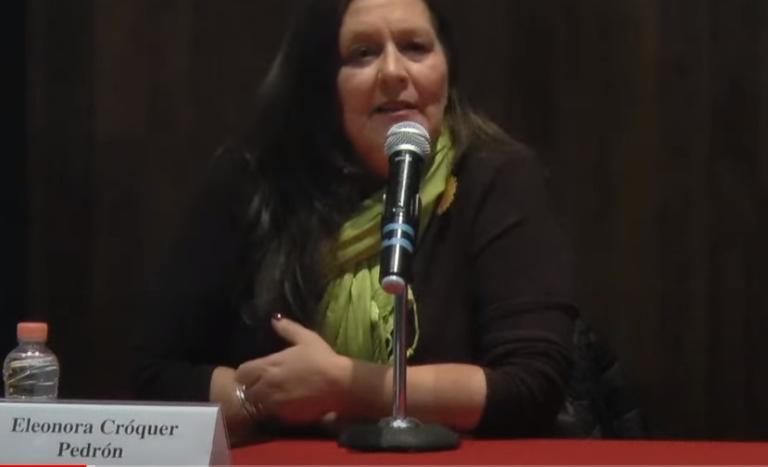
[234,0,513,326]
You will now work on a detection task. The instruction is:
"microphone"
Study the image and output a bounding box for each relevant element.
[379,121,431,295]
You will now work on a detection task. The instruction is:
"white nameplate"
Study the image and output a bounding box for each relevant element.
[0,399,230,466]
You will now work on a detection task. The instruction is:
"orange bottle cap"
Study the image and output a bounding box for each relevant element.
[17,322,48,342]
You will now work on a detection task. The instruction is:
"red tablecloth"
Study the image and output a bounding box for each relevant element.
[232,438,768,465]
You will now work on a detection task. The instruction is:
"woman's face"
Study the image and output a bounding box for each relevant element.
[337,0,449,179]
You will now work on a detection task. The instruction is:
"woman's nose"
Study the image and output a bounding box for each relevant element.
[378,45,408,93]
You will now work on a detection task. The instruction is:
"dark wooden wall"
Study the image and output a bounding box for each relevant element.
[1,1,27,392]
[23,0,768,439]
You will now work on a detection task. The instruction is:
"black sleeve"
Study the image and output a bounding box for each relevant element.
[131,154,252,402]
[470,149,577,436]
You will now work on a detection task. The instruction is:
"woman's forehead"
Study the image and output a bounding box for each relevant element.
[340,0,436,43]
[341,0,433,30]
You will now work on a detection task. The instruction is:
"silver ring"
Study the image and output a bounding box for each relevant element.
[235,383,263,423]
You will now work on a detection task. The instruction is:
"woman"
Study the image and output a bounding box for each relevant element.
[134,0,577,442]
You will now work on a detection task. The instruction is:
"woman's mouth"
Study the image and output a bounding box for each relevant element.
[373,101,418,114]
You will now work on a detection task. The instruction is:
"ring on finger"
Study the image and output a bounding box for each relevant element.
[235,383,264,422]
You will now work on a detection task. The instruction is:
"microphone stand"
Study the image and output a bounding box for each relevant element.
[338,277,460,452]
[338,121,459,451]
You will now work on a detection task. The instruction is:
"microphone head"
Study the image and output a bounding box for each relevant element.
[384,121,431,160]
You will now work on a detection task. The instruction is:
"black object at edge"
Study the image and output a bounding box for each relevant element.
[339,421,460,452]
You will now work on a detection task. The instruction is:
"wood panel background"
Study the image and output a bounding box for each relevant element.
[21,0,768,439]
[1,1,27,372]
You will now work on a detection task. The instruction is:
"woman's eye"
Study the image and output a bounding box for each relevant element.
[401,41,430,57]
[345,45,378,63]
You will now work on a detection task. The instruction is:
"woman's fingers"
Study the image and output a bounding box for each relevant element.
[271,316,322,346]
[235,358,267,388]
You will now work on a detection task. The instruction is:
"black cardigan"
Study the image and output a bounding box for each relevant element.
[132,143,578,437]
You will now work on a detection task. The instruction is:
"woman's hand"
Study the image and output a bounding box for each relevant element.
[232,316,486,432]
[235,316,352,426]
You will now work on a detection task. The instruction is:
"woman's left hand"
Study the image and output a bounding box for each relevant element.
[235,316,351,426]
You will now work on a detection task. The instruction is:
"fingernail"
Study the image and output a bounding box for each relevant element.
[272,313,283,321]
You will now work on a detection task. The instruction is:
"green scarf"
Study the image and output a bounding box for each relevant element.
[317,132,455,363]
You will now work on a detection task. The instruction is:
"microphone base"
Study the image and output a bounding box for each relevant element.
[339,417,460,452]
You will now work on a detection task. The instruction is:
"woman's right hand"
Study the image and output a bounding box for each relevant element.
[235,317,353,426]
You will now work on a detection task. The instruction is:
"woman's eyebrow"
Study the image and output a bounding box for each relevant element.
[339,28,380,46]
[341,22,433,40]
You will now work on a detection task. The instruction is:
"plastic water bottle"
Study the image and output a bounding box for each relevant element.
[3,322,60,400]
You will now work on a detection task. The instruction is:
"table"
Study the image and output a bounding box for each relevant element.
[232,438,768,465]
